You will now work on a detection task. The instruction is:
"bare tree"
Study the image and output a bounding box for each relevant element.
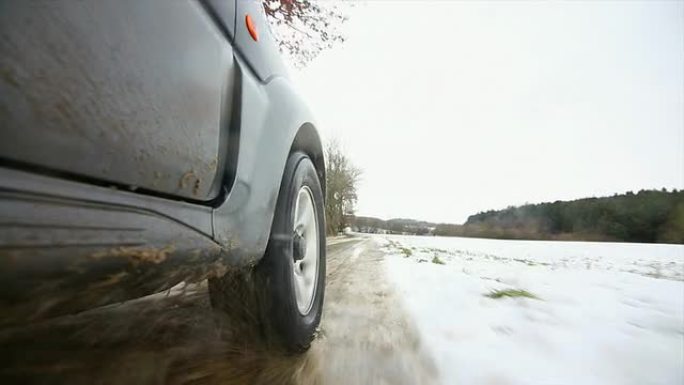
[324,140,361,235]
[262,0,349,67]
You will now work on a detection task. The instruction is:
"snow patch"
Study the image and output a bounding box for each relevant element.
[378,235,684,385]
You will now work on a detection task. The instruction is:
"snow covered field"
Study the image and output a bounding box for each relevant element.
[378,234,684,385]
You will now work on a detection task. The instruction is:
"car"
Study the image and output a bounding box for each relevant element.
[0,0,326,352]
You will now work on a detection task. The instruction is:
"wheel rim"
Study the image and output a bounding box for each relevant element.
[292,185,319,315]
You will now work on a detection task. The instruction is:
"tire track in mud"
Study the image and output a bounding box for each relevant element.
[0,237,436,385]
[313,237,437,385]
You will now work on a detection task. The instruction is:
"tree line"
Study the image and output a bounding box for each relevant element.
[437,189,683,244]
[349,217,435,236]
[347,190,684,244]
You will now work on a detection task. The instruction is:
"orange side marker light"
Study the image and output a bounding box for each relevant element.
[245,14,258,42]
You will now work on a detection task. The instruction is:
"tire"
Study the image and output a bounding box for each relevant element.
[208,152,326,353]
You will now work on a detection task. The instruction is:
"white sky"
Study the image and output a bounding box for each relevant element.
[292,0,684,224]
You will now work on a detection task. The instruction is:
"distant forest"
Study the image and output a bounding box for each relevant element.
[348,189,684,244]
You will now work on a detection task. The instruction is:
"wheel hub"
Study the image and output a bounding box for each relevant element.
[293,231,306,262]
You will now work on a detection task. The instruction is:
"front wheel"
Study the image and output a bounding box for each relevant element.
[209,152,326,353]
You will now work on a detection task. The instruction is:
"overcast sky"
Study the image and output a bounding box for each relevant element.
[292,0,684,224]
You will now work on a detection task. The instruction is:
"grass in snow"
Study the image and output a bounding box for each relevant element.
[421,247,448,254]
[431,255,446,265]
[400,247,413,258]
[385,240,400,249]
[485,289,538,300]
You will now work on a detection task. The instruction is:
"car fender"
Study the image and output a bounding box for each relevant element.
[213,62,323,266]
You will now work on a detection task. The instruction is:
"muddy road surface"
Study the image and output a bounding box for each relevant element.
[0,236,436,385]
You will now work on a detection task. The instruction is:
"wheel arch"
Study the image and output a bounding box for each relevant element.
[290,123,326,199]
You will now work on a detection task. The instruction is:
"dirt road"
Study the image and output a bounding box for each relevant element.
[0,236,436,385]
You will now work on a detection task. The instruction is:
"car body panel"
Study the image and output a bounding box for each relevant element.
[213,58,322,261]
[0,0,235,200]
[205,0,237,39]
[0,0,325,325]
[0,167,225,326]
[233,0,288,81]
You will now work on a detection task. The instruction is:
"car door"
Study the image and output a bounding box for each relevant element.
[0,0,236,201]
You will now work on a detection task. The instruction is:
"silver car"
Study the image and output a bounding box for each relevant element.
[0,0,326,352]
